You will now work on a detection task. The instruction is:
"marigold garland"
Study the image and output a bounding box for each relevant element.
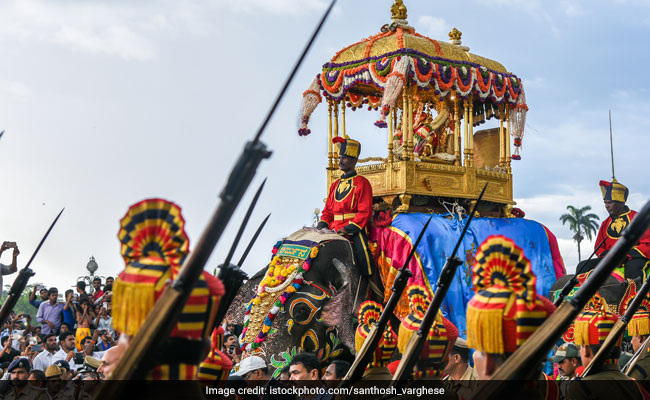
[239,242,320,352]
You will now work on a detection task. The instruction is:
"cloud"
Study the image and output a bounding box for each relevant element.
[222,0,328,16]
[560,0,589,17]
[0,0,217,61]
[523,76,546,89]
[417,16,451,39]
[0,80,31,99]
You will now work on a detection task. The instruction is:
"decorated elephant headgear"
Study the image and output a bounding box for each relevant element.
[600,178,628,203]
[113,199,224,379]
[574,294,620,349]
[356,301,397,368]
[466,235,556,355]
[398,285,458,375]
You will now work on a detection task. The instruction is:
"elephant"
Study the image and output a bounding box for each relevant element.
[549,272,640,315]
[226,228,372,374]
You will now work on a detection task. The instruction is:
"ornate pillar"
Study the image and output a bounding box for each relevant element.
[341,101,347,139]
[333,102,339,158]
[388,106,394,162]
[454,97,461,165]
[499,106,505,168]
[328,101,333,168]
[463,99,470,163]
[468,98,474,167]
[505,108,511,173]
[402,90,408,161]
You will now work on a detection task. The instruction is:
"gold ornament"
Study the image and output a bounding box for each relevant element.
[391,0,408,20]
[449,28,462,42]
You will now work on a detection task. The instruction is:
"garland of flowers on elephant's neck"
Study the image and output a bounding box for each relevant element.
[240,244,319,352]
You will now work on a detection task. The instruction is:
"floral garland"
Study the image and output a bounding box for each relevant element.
[240,242,319,352]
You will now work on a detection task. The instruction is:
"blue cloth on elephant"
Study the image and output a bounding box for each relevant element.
[387,213,562,339]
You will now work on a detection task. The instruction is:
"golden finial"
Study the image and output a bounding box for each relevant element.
[391,0,408,20]
[449,28,462,42]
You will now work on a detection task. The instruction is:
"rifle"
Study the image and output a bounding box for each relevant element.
[340,215,433,384]
[553,237,607,307]
[214,213,272,327]
[582,274,650,377]
[104,0,337,386]
[624,333,650,375]
[391,183,488,384]
[476,198,650,399]
[0,208,64,328]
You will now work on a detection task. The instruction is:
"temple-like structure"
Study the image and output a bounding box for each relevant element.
[300,0,528,215]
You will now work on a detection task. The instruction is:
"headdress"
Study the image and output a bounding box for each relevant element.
[198,327,234,381]
[620,282,650,337]
[574,293,620,346]
[398,285,458,371]
[113,199,225,379]
[113,198,191,336]
[600,179,628,203]
[333,136,361,159]
[466,235,556,354]
[355,301,397,368]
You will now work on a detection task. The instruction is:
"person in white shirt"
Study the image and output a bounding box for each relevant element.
[52,332,81,371]
[31,333,59,372]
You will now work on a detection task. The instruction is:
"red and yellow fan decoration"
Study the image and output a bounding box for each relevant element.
[467,235,555,354]
[398,285,458,370]
[355,301,397,368]
[113,198,224,379]
[574,293,620,346]
[620,282,650,337]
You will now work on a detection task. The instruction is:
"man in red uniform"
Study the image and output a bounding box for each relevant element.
[317,137,375,276]
[595,179,650,280]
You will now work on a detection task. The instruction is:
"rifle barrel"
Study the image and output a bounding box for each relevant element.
[582,275,650,377]
[478,196,650,398]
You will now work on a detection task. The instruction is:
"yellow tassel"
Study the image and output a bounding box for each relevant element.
[574,319,591,346]
[355,330,366,354]
[397,323,415,355]
[466,305,504,354]
[112,278,155,336]
[628,318,650,337]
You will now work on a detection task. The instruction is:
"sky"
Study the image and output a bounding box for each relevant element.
[0,0,649,292]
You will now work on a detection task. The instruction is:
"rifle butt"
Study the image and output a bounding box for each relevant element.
[341,325,379,384]
[582,319,626,377]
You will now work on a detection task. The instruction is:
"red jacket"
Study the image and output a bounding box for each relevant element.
[595,209,650,258]
[320,171,373,233]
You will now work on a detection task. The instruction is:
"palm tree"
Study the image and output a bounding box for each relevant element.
[559,205,600,262]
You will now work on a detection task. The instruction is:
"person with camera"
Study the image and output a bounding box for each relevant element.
[94,306,113,342]
[37,288,64,335]
[0,336,20,364]
[53,332,80,372]
[223,333,241,364]
[0,241,19,298]
[30,287,49,310]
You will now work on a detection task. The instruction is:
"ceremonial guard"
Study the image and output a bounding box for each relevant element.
[354,301,397,380]
[397,284,458,380]
[442,338,478,399]
[112,199,225,380]
[465,235,558,399]
[596,179,650,280]
[198,326,233,381]
[620,284,650,388]
[567,295,647,399]
[317,137,375,277]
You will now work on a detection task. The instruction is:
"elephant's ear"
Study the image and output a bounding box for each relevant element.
[321,259,357,351]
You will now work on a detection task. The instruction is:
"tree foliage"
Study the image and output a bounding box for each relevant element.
[559,205,600,262]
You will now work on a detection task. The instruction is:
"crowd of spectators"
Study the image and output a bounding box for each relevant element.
[0,276,114,399]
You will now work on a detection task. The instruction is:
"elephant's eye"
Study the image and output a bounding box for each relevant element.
[289,298,319,325]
